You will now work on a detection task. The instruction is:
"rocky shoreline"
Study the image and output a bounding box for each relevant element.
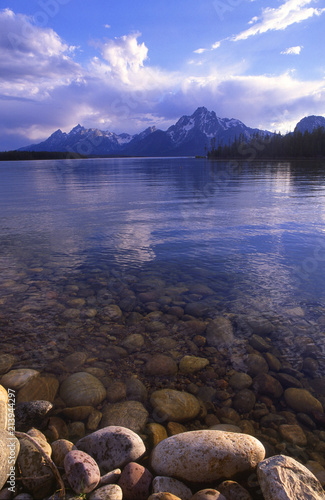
[1,272,325,498]
[0,327,325,499]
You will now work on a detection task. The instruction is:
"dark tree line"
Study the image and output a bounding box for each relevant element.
[207,127,325,160]
[0,151,86,161]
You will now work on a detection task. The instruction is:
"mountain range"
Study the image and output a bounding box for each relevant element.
[19,108,325,157]
[19,107,271,157]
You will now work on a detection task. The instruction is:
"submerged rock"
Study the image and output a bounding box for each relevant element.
[150,389,201,423]
[59,372,106,407]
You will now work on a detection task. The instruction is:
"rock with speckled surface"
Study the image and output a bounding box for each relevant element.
[151,430,265,482]
[76,426,146,472]
[64,450,100,494]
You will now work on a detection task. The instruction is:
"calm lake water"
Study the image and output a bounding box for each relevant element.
[1,157,325,372]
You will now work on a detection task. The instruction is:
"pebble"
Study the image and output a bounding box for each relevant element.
[150,389,201,423]
[284,388,323,414]
[279,424,307,446]
[232,389,256,413]
[88,484,123,500]
[100,401,149,433]
[15,401,53,432]
[257,454,325,499]
[206,316,234,346]
[253,373,283,398]
[0,387,8,431]
[0,430,19,490]
[59,372,106,407]
[76,426,146,471]
[17,376,59,404]
[0,355,15,375]
[190,490,226,500]
[17,432,55,499]
[122,334,145,351]
[245,354,269,376]
[118,462,152,500]
[229,372,253,391]
[146,423,168,447]
[51,439,76,468]
[217,480,253,500]
[179,355,209,374]
[64,450,100,494]
[150,430,265,482]
[148,494,182,500]
[1,369,39,391]
[145,355,178,376]
[152,476,193,500]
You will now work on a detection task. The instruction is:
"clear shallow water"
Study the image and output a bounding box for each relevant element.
[1,157,325,371]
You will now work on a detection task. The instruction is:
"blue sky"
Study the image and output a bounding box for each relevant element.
[1,0,325,150]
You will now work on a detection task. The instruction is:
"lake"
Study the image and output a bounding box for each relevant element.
[1,157,325,377]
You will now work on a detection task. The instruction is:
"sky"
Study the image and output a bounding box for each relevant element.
[1,0,325,150]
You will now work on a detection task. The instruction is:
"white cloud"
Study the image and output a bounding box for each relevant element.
[1,8,325,151]
[194,48,208,54]
[98,33,148,83]
[281,46,303,55]
[232,0,325,41]
[0,8,80,99]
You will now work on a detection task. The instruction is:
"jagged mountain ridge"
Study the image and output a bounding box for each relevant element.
[19,107,273,156]
[294,115,325,134]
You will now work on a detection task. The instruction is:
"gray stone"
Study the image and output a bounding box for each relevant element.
[151,430,265,482]
[76,426,146,472]
[15,401,53,432]
[206,317,234,346]
[101,401,148,433]
[257,455,325,499]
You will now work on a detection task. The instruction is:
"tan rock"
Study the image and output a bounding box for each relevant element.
[1,369,39,391]
[17,376,59,403]
[146,423,168,447]
[151,430,265,482]
[60,372,106,407]
[150,389,201,423]
[284,388,323,414]
[179,356,209,374]
[279,424,307,447]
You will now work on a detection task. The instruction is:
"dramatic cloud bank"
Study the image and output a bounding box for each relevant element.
[1,4,325,150]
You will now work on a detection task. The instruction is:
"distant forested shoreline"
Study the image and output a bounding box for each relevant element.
[0,151,87,161]
[207,127,325,160]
